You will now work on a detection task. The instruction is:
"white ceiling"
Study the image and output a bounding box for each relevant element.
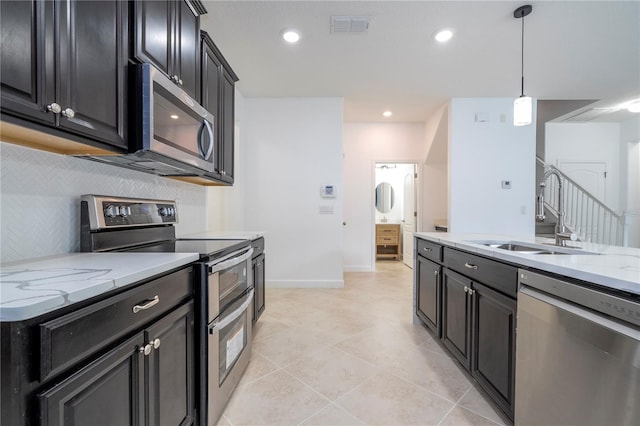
[200,1,640,123]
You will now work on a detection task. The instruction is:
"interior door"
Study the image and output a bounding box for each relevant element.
[402,167,416,267]
[557,161,606,202]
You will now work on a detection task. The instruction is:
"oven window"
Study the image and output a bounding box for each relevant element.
[218,312,247,385]
[219,261,249,310]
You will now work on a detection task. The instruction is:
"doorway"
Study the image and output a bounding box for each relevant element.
[374,162,418,269]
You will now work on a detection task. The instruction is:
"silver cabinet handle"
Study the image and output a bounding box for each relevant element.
[47,103,61,114]
[152,338,161,349]
[464,286,469,293]
[469,289,476,296]
[434,270,438,276]
[178,78,183,85]
[139,343,152,356]
[464,262,478,270]
[422,247,432,252]
[132,295,159,313]
[61,108,75,118]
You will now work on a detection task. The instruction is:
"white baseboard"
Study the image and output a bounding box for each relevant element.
[266,279,344,288]
[343,265,374,272]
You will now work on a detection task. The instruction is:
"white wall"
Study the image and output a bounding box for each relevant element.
[449,98,536,237]
[0,143,208,262]
[621,116,640,247]
[242,98,344,287]
[421,104,449,232]
[343,123,425,272]
[545,122,622,211]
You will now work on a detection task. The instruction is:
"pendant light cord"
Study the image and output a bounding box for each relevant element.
[520,13,525,97]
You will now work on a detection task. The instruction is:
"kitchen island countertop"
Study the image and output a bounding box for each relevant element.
[0,252,199,321]
[415,232,640,296]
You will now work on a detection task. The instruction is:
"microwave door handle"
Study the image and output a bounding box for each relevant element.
[208,289,254,334]
[197,120,214,161]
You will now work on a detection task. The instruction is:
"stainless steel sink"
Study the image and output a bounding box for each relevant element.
[470,241,598,255]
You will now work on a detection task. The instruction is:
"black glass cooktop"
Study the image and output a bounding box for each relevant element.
[124,238,250,261]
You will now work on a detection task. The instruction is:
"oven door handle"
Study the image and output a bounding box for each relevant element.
[209,289,254,334]
[207,247,254,274]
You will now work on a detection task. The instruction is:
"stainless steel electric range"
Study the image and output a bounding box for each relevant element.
[80,195,253,426]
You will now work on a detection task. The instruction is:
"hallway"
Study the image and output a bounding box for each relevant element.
[218,261,508,426]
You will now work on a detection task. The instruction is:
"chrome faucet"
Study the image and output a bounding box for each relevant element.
[536,168,574,246]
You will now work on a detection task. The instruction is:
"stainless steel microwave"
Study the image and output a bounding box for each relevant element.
[77,63,216,177]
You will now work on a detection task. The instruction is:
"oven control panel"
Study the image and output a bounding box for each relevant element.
[81,195,177,230]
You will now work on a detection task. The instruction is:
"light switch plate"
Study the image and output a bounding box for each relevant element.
[501,180,512,189]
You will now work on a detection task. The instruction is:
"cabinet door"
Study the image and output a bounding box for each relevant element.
[175,0,200,101]
[146,302,195,426]
[471,281,516,418]
[0,0,54,125]
[39,332,145,426]
[253,253,266,322]
[416,255,440,336]
[441,268,472,370]
[219,71,235,182]
[201,40,222,176]
[57,0,127,149]
[134,0,172,76]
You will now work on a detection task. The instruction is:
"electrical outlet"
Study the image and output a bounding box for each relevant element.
[501,180,512,189]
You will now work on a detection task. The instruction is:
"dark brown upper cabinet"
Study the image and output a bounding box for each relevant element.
[133,0,206,102]
[0,0,128,150]
[201,31,238,184]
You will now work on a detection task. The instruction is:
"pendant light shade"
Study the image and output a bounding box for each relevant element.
[513,5,533,126]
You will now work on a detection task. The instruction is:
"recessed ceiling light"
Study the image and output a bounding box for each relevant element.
[282,30,300,43]
[170,114,179,120]
[434,29,454,42]
[383,111,392,117]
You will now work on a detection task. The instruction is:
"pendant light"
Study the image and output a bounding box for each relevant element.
[513,5,533,126]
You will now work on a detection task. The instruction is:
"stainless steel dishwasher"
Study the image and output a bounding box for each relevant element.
[515,269,640,426]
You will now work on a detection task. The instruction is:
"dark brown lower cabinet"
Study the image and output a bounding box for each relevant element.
[440,268,516,419]
[415,254,441,336]
[38,302,195,426]
[441,269,472,370]
[471,282,516,417]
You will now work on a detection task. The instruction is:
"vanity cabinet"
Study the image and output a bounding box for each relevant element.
[201,31,238,184]
[0,0,128,150]
[376,224,401,260]
[0,267,195,426]
[133,0,205,101]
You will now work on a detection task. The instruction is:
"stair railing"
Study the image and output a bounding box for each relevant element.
[536,158,626,246]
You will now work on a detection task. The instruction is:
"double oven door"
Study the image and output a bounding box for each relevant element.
[205,246,253,425]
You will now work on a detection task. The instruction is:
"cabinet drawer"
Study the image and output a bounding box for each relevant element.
[377,235,399,245]
[39,266,193,382]
[416,238,443,263]
[443,248,517,297]
[251,237,265,258]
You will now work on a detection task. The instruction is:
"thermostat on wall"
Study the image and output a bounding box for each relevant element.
[320,185,337,198]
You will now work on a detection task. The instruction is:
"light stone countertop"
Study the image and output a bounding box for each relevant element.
[181,231,265,240]
[0,252,199,321]
[415,232,640,296]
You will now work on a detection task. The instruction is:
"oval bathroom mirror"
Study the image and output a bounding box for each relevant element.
[375,182,395,213]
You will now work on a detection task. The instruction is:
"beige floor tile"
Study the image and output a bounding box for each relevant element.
[383,344,474,402]
[236,352,280,388]
[457,386,507,426]
[253,316,293,340]
[285,346,379,401]
[222,369,330,426]
[300,403,365,426]
[252,324,335,367]
[336,371,454,425]
[439,406,502,426]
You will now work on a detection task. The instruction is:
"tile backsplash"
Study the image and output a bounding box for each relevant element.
[1,143,208,262]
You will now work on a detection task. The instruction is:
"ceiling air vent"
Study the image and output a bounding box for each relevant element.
[331,16,371,33]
